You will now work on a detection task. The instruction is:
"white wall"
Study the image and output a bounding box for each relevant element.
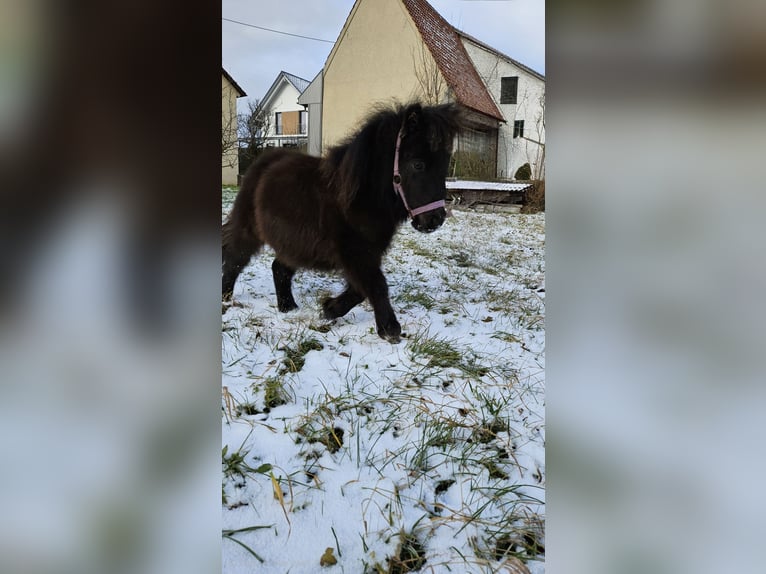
[462,38,546,179]
[297,72,323,157]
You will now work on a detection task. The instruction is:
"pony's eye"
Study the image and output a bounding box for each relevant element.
[412,161,426,172]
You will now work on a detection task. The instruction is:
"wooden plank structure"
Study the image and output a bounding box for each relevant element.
[445,180,534,207]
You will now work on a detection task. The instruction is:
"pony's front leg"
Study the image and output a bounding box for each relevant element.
[322,284,364,320]
[343,264,401,343]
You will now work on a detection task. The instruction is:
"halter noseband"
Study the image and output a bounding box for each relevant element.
[393,128,447,218]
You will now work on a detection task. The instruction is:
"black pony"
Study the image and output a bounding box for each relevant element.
[222,102,462,343]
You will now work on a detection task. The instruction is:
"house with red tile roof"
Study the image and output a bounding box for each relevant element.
[307,0,544,179]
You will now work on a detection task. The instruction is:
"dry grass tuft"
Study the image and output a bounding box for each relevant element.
[520,180,545,213]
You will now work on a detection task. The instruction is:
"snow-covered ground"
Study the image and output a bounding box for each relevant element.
[222,188,545,573]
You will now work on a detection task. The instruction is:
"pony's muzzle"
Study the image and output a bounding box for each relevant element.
[411,208,446,233]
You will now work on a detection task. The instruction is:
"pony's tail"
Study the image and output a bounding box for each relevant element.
[222,161,265,300]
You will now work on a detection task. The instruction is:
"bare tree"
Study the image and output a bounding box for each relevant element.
[412,44,448,105]
[523,90,545,180]
[221,86,239,169]
[503,84,546,181]
[237,99,272,174]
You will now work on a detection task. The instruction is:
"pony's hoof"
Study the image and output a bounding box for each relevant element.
[377,320,402,344]
[322,298,344,320]
[277,301,299,313]
[382,333,401,344]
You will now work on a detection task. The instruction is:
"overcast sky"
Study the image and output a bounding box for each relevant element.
[222,0,544,112]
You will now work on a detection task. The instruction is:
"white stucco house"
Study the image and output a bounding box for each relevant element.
[260,71,311,149]
[460,32,546,180]
[301,0,545,180]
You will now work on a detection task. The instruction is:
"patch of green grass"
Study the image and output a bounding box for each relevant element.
[398,290,436,310]
[222,444,251,480]
[398,238,434,259]
[471,419,507,444]
[409,418,458,471]
[281,337,324,373]
[504,249,524,267]
[438,271,470,294]
[459,358,490,379]
[452,251,473,268]
[486,289,521,313]
[492,331,523,344]
[409,335,462,369]
[222,439,272,483]
[408,332,489,379]
[477,262,502,276]
[308,322,332,333]
[263,377,289,409]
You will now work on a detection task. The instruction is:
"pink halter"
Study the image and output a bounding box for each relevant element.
[393,128,447,218]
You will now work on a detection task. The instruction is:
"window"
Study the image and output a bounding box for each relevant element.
[299,111,307,134]
[513,120,524,139]
[500,76,518,104]
[275,112,283,135]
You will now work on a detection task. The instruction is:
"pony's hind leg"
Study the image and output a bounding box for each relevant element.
[271,259,298,312]
[322,284,364,320]
[222,220,263,301]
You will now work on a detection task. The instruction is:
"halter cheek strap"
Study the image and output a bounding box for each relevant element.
[393,128,448,218]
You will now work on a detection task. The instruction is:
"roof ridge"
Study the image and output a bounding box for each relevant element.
[281,71,311,94]
[401,0,503,121]
[222,67,247,97]
[456,30,545,81]
[282,70,310,83]
[260,71,310,108]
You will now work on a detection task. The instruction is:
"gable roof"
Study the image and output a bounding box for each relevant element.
[401,0,503,121]
[261,70,311,108]
[298,70,323,105]
[457,30,545,82]
[222,68,247,97]
[282,71,311,94]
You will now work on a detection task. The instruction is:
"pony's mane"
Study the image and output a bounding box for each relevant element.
[321,102,462,210]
